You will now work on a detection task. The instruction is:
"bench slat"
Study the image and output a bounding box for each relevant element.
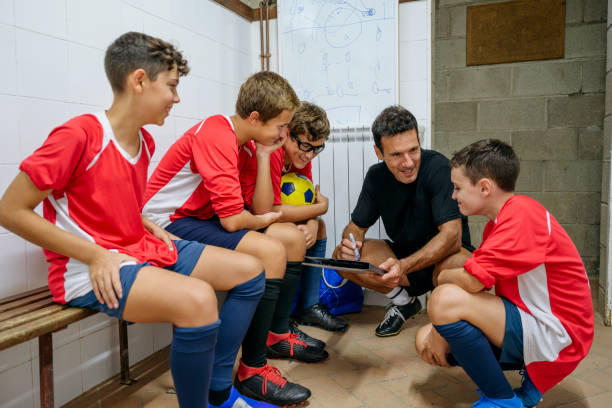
[0,307,96,350]
[0,298,56,323]
[0,291,53,313]
[0,287,49,306]
[0,304,64,332]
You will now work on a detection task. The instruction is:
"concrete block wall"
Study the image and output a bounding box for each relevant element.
[601,0,612,325]
[434,0,607,276]
[0,1,254,406]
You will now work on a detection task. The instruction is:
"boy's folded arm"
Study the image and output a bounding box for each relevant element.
[0,172,134,308]
[274,186,328,222]
[437,267,485,293]
[219,210,281,232]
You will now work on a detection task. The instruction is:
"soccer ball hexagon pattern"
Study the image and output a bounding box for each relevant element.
[280,172,316,205]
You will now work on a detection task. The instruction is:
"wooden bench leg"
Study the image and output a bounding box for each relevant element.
[39,333,54,408]
[119,320,136,385]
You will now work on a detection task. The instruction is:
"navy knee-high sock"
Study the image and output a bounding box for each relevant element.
[171,321,220,408]
[301,238,327,311]
[210,272,265,392]
[434,321,514,399]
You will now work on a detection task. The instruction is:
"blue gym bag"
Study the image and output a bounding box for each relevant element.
[319,268,364,315]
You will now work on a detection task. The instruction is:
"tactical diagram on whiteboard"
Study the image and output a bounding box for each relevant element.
[278,0,398,128]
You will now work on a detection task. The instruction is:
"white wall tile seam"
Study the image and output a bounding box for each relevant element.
[124,3,252,55]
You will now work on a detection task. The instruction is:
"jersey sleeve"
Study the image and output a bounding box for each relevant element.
[192,127,245,218]
[270,149,284,206]
[425,154,462,226]
[20,121,90,192]
[464,200,548,289]
[350,167,380,229]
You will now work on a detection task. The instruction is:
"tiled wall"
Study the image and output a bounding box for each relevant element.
[0,1,253,406]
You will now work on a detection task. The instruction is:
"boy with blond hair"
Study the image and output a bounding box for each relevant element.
[143,71,314,406]
[415,139,594,407]
[0,32,267,408]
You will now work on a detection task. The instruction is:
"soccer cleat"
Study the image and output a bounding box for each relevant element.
[209,386,279,408]
[513,368,542,407]
[375,298,421,337]
[266,331,328,363]
[288,319,326,349]
[471,390,525,407]
[234,361,311,407]
[298,302,349,332]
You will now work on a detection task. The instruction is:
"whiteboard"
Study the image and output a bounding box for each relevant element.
[278,0,398,128]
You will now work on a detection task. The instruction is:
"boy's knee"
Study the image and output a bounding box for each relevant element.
[269,223,307,258]
[179,282,218,326]
[317,218,326,239]
[261,236,288,261]
[427,284,467,323]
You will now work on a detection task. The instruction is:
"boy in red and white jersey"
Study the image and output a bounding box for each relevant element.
[414,139,594,408]
[240,102,348,332]
[143,72,316,407]
[0,32,266,408]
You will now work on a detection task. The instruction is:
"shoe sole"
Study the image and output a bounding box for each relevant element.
[235,382,311,407]
[374,329,402,337]
[298,320,348,332]
[267,348,329,363]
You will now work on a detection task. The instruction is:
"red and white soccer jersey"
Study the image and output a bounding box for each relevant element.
[20,113,178,304]
[463,195,594,393]
[240,146,312,210]
[143,115,250,227]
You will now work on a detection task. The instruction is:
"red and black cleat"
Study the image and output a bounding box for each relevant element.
[266,331,329,363]
[234,361,311,407]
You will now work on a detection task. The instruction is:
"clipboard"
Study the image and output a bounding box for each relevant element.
[302,256,387,276]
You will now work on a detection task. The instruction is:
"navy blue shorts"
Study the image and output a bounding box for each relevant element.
[446,297,524,370]
[68,240,206,322]
[167,216,249,250]
[497,297,524,368]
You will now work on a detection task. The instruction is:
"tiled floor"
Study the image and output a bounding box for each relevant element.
[94,293,612,408]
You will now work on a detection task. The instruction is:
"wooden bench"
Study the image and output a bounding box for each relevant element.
[0,287,135,408]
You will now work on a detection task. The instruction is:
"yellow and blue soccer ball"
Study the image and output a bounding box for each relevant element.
[281,172,315,205]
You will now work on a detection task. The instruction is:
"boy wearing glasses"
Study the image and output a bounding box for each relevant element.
[241,102,349,333]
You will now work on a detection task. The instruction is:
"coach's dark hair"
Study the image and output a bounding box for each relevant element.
[371,105,419,152]
[450,139,520,192]
[105,32,189,93]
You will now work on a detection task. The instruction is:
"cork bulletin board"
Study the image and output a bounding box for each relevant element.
[466,0,565,66]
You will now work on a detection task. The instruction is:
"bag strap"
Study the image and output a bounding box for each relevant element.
[322,269,348,289]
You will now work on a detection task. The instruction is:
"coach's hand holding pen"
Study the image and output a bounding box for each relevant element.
[349,233,361,261]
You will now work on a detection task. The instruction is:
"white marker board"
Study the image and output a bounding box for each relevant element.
[278,0,398,128]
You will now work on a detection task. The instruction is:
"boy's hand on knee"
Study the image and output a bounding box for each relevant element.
[420,326,451,368]
[296,224,316,248]
[89,250,136,309]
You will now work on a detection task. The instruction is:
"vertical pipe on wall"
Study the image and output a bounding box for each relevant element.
[259,1,265,71]
[265,1,270,70]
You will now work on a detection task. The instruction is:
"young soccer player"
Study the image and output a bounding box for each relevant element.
[0,32,268,408]
[414,139,594,407]
[241,101,348,333]
[143,72,315,406]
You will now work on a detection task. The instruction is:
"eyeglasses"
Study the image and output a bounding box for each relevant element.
[290,133,325,154]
